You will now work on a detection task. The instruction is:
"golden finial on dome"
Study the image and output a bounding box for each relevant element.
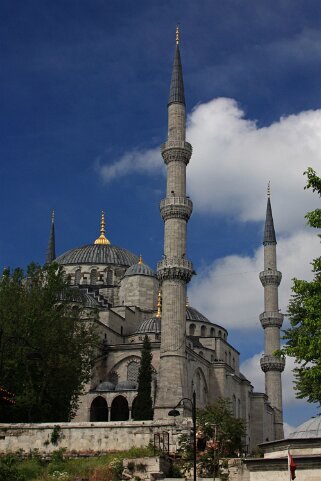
[176,25,179,45]
[138,254,143,265]
[94,211,110,245]
[156,291,162,318]
[267,181,271,198]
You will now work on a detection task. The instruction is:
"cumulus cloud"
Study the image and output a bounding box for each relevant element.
[188,230,320,330]
[97,97,321,235]
[240,353,307,408]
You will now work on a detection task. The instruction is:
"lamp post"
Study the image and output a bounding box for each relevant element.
[168,391,197,481]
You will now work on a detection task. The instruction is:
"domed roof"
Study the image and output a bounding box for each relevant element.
[95,381,115,392]
[116,381,137,391]
[136,317,161,334]
[124,257,155,278]
[288,415,321,439]
[186,306,210,323]
[55,244,138,267]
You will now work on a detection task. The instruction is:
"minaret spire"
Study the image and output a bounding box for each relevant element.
[45,209,56,264]
[155,29,193,418]
[259,190,285,440]
[94,211,110,245]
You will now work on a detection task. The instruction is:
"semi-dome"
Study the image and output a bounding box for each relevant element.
[186,306,211,323]
[124,256,155,277]
[136,316,161,334]
[116,381,137,391]
[288,415,321,439]
[95,381,115,392]
[55,244,138,267]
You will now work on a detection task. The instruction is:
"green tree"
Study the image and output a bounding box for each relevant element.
[0,262,99,422]
[133,335,153,420]
[282,167,321,404]
[178,399,246,478]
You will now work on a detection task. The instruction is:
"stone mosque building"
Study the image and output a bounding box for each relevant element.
[45,30,285,453]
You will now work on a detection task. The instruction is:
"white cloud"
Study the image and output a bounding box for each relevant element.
[241,353,307,408]
[97,97,321,236]
[97,147,162,183]
[189,230,320,330]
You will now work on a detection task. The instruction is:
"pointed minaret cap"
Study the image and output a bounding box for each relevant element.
[94,211,110,245]
[263,182,277,245]
[168,26,185,106]
[45,208,56,264]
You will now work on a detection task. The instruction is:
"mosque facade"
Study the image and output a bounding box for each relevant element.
[46,31,284,453]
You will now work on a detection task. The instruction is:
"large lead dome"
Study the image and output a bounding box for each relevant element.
[55,244,138,267]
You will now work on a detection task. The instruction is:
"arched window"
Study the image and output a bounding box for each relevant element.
[225,351,227,363]
[189,324,196,336]
[90,396,108,422]
[127,361,139,383]
[229,352,231,365]
[90,269,97,285]
[201,325,206,337]
[110,395,129,421]
[218,330,222,337]
[233,357,235,369]
[106,269,113,285]
[210,328,215,337]
[75,269,81,285]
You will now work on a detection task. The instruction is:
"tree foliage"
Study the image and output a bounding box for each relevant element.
[0,262,99,422]
[178,399,246,478]
[282,168,321,404]
[133,335,153,420]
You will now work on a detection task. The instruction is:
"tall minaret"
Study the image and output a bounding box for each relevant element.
[259,184,285,439]
[155,27,194,417]
[45,209,56,264]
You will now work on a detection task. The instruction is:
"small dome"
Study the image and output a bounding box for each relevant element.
[116,381,137,391]
[95,381,115,392]
[56,244,138,267]
[288,415,321,439]
[186,306,210,323]
[137,317,161,334]
[124,257,155,277]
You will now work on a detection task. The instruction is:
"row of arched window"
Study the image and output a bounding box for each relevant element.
[74,268,114,285]
[225,351,236,369]
[90,395,133,421]
[189,323,226,339]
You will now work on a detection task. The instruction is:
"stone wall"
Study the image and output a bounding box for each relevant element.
[0,420,191,456]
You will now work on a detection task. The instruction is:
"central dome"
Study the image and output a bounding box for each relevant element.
[55,244,139,267]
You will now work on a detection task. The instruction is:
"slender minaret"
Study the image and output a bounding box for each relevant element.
[259,184,285,439]
[45,209,56,264]
[155,27,194,417]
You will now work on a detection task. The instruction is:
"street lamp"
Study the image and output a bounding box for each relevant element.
[168,391,197,481]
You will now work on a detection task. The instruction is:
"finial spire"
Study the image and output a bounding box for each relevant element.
[263,192,276,245]
[267,181,271,198]
[94,211,110,245]
[156,291,162,318]
[138,254,143,265]
[45,208,56,264]
[168,26,185,106]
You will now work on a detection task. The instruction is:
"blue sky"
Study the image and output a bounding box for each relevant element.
[1,0,321,429]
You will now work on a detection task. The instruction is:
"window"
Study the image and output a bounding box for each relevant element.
[75,269,81,285]
[90,269,97,285]
[218,330,221,337]
[106,269,113,285]
[210,328,215,337]
[127,361,139,383]
[201,325,206,337]
[189,324,196,336]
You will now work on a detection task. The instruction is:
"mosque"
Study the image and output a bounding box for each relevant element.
[45,29,285,453]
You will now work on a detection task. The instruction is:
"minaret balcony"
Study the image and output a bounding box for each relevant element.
[157,257,194,283]
[161,141,192,165]
[160,197,193,221]
[260,355,285,373]
[260,311,284,329]
[259,269,282,286]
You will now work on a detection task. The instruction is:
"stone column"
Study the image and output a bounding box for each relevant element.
[154,36,194,418]
[259,195,285,439]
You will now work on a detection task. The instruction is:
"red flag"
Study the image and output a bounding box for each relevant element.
[288,450,296,480]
